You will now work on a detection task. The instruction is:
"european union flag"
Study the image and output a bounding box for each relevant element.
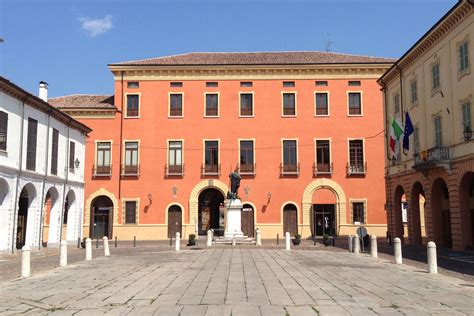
[403,112,414,153]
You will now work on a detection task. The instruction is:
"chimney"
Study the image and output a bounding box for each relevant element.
[39,81,48,102]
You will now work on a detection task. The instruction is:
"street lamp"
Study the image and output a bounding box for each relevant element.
[74,158,80,168]
[464,126,472,142]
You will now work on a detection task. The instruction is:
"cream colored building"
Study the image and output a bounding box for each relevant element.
[379,0,474,250]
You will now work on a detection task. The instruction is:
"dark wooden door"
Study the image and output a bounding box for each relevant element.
[241,205,254,237]
[168,205,182,238]
[283,205,297,236]
[93,207,109,239]
[442,209,452,247]
[16,195,29,249]
[313,204,335,236]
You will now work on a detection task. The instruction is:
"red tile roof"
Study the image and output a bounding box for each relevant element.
[110,51,396,66]
[49,94,115,109]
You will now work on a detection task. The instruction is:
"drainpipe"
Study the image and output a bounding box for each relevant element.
[396,65,404,124]
[118,71,124,200]
[11,96,27,253]
[380,80,390,162]
[38,109,52,249]
[58,120,71,243]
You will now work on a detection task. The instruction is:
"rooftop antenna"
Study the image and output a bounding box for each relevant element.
[324,33,332,52]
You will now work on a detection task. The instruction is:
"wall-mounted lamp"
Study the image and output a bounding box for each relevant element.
[172,186,178,198]
[464,126,472,142]
[244,186,249,199]
[74,158,80,168]
[267,192,272,203]
[147,193,153,204]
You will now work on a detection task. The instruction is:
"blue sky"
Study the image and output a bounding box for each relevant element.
[0,0,456,98]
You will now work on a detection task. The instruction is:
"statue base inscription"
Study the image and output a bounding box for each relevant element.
[224,199,244,239]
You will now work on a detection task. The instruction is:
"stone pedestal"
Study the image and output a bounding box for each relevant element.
[224,199,244,239]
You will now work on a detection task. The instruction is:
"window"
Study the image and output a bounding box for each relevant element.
[413,127,420,154]
[206,82,218,87]
[462,100,471,134]
[459,40,469,73]
[434,116,442,147]
[352,202,365,224]
[26,118,38,171]
[410,80,418,104]
[282,93,296,116]
[168,141,183,174]
[348,92,362,115]
[124,141,139,175]
[394,94,400,115]
[348,80,361,86]
[239,140,254,174]
[315,93,328,116]
[96,142,111,175]
[315,81,328,86]
[348,139,365,174]
[127,82,139,88]
[169,93,183,117]
[316,140,331,173]
[432,62,440,90]
[125,201,137,224]
[170,82,183,87]
[240,82,253,87]
[51,129,59,175]
[204,141,219,173]
[126,94,139,117]
[0,111,7,151]
[205,93,219,117]
[283,81,295,87]
[69,141,75,172]
[240,93,253,116]
[282,140,298,173]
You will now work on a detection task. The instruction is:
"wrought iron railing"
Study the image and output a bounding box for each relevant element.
[313,162,333,175]
[166,164,184,176]
[238,163,256,175]
[280,162,300,175]
[346,162,367,175]
[121,164,139,176]
[93,164,112,177]
[201,163,221,176]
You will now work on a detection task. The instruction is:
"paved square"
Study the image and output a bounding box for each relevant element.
[0,248,473,315]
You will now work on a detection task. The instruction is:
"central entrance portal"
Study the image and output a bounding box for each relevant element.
[198,188,225,236]
[90,196,113,239]
[313,204,336,237]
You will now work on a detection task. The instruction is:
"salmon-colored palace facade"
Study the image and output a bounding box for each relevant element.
[50,52,394,240]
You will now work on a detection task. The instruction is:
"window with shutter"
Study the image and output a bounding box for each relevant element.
[125,201,137,224]
[51,129,59,175]
[26,118,38,171]
[69,141,75,172]
[0,111,7,151]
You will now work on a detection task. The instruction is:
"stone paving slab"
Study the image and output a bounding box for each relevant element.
[0,248,473,315]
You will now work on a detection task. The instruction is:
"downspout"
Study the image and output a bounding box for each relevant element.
[118,71,124,200]
[396,65,404,124]
[11,96,27,253]
[38,109,52,249]
[380,79,392,242]
[58,120,71,243]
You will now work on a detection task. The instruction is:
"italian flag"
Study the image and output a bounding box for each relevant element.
[389,117,403,158]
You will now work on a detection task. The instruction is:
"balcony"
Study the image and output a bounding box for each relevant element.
[280,163,300,176]
[201,163,221,176]
[237,163,256,176]
[166,164,184,177]
[413,146,451,174]
[346,163,367,176]
[121,164,140,177]
[313,162,333,176]
[93,164,112,177]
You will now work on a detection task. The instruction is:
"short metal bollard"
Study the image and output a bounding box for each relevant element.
[169,236,172,247]
[427,241,437,274]
[353,235,360,254]
[394,237,402,264]
[348,235,354,253]
[175,232,180,251]
[103,236,110,257]
[60,240,68,267]
[256,228,262,246]
[77,237,81,248]
[85,238,92,261]
[285,232,290,251]
[96,238,99,249]
[277,233,279,245]
[115,236,118,248]
[207,230,213,247]
[370,235,378,258]
[21,245,31,278]
[133,236,136,247]
[232,237,236,246]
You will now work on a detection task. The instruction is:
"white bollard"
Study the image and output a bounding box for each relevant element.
[285,232,291,251]
[427,241,438,274]
[207,230,212,247]
[21,245,31,278]
[394,237,402,264]
[232,237,236,246]
[348,235,354,253]
[256,229,262,246]
[353,235,360,254]
[370,235,378,258]
[103,236,110,257]
[60,240,68,267]
[85,238,92,261]
[175,232,180,251]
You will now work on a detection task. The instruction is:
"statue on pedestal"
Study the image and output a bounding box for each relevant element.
[227,169,241,200]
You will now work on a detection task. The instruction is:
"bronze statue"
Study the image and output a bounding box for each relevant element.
[227,169,241,199]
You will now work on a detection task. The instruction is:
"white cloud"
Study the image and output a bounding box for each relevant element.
[79,15,113,37]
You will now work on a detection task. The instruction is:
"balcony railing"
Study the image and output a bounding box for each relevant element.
[166,164,184,176]
[201,163,221,176]
[121,164,139,176]
[414,146,450,166]
[280,162,300,176]
[346,162,367,175]
[348,107,361,115]
[93,164,112,177]
[169,108,182,117]
[205,108,218,116]
[283,107,296,116]
[240,108,253,116]
[237,163,256,175]
[315,107,328,116]
[313,162,333,176]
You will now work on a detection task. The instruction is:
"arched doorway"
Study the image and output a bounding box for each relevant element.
[0,178,10,251]
[17,183,36,249]
[90,195,113,239]
[241,203,255,237]
[432,178,452,248]
[168,204,182,238]
[64,190,76,241]
[283,203,298,236]
[311,188,337,237]
[459,172,474,249]
[410,182,425,245]
[0,177,8,206]
[393,185,405,240]
[198,188,224,236]
[42,187,60,246]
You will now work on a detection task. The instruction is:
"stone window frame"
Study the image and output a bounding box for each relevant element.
[122,198,140,225]
[433,114,442,147]
[168,92,184,118]
[457,35,470,80]
[409,78,418,107]
[430,58,441,96]
[349,198,367,225]
[460,95,472,138]
[393,92,400,115]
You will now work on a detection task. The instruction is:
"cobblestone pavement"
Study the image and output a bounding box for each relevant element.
[1,246,474,315]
